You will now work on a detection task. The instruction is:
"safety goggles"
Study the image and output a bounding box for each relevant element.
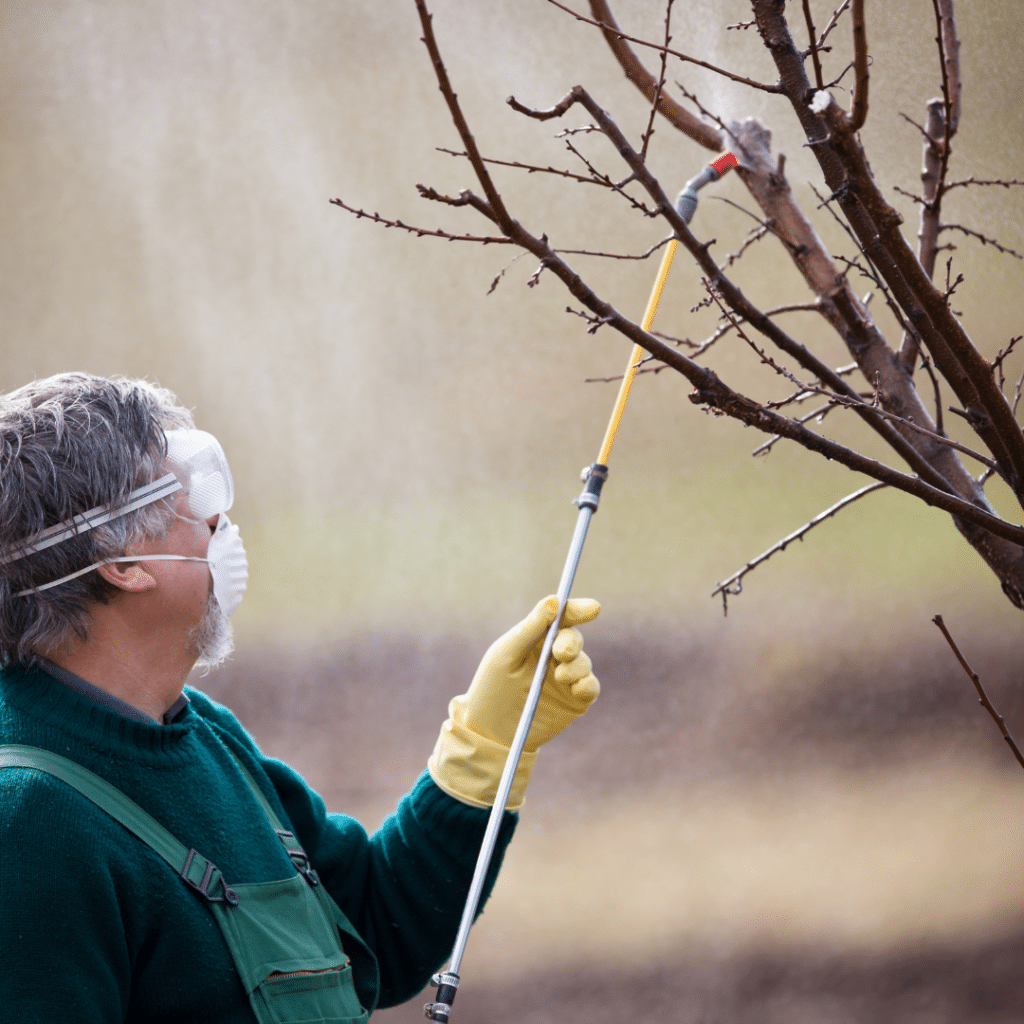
[165,429,235,522]
[0,428,234,566]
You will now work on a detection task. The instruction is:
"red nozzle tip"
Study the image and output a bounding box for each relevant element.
[709,152,739,175]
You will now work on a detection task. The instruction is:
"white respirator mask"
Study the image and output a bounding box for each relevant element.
[6,428,249,617]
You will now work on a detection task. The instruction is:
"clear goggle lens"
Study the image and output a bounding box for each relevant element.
[165,429,234,521]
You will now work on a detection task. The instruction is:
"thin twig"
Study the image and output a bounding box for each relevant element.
[555,133,657,216]
[811,183,910,337]
[943,254,964,311]
[918,349,945,435]
[713,483,888,613]
[939,223,1024,260]
[932,615,1024,772]
[672,82,758,162]
[724,225,770,268]
[698,302,823,352]
[817,0,852,49]
[802,0,825,90]
[893,183,926,206]
[554,237,672,260]
[932,0,961,135]
[752,401,842,455]
[584,364,665,383]
[650,329,699,351]
[823,60,857,90]
[436,147,610,186]
[415,0,513,227]
[545,0,784,93]
[487,251,529,295]
[565,305,614,334]
[945,176,1024,191]
[328,198,511,244]
[638,0,673,163]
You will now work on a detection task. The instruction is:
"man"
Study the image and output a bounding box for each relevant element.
[0,373,601,1022]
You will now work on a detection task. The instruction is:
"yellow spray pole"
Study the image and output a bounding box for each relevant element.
[426,152,737,1024]
[597,238,679,466]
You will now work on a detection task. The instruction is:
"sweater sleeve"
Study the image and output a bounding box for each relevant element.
[196,692,518,1010]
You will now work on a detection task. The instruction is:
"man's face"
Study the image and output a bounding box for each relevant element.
[129,488,219,657]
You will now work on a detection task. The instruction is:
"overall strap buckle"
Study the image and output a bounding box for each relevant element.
[181,848,240,905]
[275,829,320,886]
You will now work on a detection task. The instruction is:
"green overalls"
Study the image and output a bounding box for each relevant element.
[0,744,378,1024]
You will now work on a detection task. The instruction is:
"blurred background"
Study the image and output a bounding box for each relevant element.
[2,1,1023,1020]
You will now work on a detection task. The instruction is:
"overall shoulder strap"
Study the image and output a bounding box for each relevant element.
[0,744,238,905]
[222,747,286,830]
[222,747,321,886]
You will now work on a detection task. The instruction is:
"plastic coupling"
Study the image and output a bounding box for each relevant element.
[573,464,609,512]
[675,151,739,226]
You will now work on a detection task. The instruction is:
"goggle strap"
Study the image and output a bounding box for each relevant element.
[0,473,183,566]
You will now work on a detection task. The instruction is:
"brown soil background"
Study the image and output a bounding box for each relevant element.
[201,626,1024,1023]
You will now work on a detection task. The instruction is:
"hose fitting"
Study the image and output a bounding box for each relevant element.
[675,151,739,226]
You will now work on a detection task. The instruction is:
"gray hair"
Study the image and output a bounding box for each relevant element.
[0,373,193,665]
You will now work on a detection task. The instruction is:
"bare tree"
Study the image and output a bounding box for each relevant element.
[334,0,1024,611]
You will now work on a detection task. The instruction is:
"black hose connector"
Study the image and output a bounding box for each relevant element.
[573,464,609,512]
[424,972,460,1022]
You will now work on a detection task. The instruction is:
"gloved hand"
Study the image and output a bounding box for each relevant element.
[428,596,600,810]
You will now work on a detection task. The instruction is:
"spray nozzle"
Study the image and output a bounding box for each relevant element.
[675,151,739,225]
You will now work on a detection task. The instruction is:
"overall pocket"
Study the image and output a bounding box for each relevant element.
[255,963,368,1024]
[212,874,367,1024]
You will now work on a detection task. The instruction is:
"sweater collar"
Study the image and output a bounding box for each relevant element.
[36,658,190,726]
[0,663,200,764]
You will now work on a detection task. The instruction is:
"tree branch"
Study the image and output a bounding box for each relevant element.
[847,0,869,132]
[328,198,511,244]
[932,615,1024,771]
[752,401,843,455]
[406,0,1024,606]
[899,98,945,372]
[710,284,998,472]
[549,0,784,96]
[555,236,672,260]
[802,0,825,91]
[713,483,888,613]
[583,0,722,150]
[933,0,962,135]
[946,176,1024,191]
[786,29,1024,501]
[414,0,512,226]
[816,1,853,50]
[436,147,613,187]
[638,0,673,163]
[940,223,1024,260]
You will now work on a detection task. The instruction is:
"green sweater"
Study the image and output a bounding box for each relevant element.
[0,663,516,1022]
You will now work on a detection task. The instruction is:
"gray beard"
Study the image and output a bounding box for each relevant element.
[189,592,234,672]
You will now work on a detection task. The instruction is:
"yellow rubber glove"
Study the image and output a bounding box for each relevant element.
[428,595,600,810]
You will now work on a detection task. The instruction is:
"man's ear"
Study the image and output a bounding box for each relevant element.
[97,561,157,593]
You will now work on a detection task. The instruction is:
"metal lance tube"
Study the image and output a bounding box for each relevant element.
[425,152,737,1024]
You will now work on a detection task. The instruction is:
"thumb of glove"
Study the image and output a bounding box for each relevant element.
[494,595,601,672]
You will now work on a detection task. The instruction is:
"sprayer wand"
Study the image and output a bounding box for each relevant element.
[424,151,738,1024]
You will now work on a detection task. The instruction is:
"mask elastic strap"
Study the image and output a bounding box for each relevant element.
[14,555,209,597]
